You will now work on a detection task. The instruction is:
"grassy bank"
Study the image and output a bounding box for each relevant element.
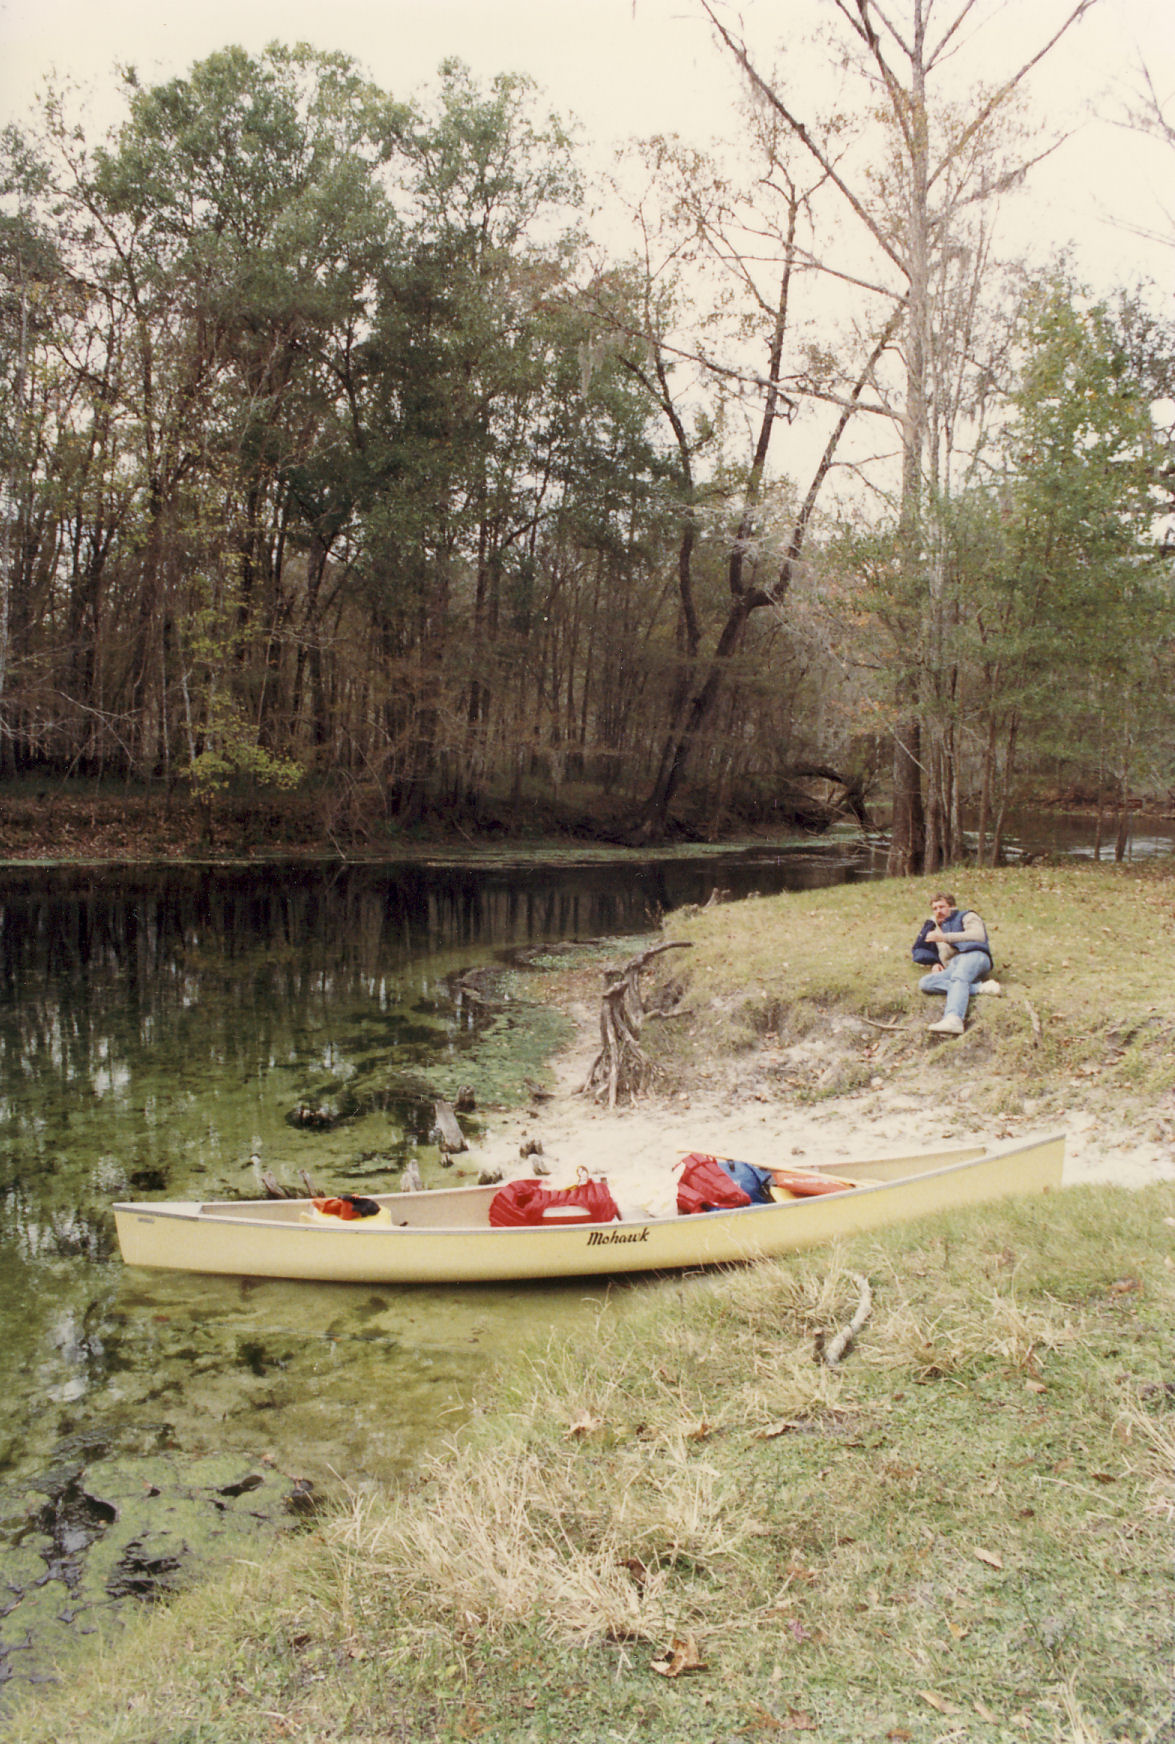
[8,863,1174,1744]
[634,860,1175,1120]
[8,1187,1172,1744]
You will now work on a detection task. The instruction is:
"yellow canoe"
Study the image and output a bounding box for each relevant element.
[113,1131,1064,1285]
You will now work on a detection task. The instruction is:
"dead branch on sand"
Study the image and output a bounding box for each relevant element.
[817,1273,873,1367]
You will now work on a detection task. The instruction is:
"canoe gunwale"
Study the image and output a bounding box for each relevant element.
[119,1157,980,1234]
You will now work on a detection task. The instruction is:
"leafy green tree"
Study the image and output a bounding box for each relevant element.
[829,280,1170,861]
[85,44,407,776]
[968,284,1170,859]
[347,60,597,814]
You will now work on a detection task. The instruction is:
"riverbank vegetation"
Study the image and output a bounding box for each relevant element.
[2,8,1172,860]
[7,862,1173,1742]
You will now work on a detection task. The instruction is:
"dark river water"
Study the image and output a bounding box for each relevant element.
[2,820,1171,1699]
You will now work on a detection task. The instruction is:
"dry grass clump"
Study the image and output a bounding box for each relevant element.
[1115,1395,1175,1525]
[859,1248,1080,1377]
[516,1267,851,1442]
[330,1200,1164,1669]
[334,1437,720,1647]
[329,1276,854,1651]
[865,1288,1074,1378]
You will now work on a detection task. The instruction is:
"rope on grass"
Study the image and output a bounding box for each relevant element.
[818,1272,873,1368]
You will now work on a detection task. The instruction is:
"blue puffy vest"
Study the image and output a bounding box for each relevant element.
[940,909,993,966]
[912,920,939,965]
[912,909,993,969]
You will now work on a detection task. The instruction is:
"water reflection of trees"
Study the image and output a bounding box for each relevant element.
[0,857,875,1083]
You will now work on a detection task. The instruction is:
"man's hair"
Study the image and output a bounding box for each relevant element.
[931,891,956,907]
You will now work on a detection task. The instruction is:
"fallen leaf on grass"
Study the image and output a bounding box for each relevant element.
[1025,1378,1047,1394]
[973,1698,1000,1723]
[946,1620,970,1639]
[757,1420,803,1440]
[973,1548,1004,1569]
[743,1702,817,1732]
[1109,1277,1140,1296]
[918,1690,961,1714]
[784,1559,819,1584]
[565,1412,601,1438]
[651,1634,707,1677]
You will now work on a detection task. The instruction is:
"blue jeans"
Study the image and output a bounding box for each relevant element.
[919,954,992,1023]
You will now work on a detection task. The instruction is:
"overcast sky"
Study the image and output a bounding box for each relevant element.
[1,0,1172,289]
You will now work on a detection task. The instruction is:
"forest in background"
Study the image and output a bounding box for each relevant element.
[1,1,1172,866]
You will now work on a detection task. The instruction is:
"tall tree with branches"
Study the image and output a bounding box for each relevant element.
[585,98,902,837]
[700,0,1099,870]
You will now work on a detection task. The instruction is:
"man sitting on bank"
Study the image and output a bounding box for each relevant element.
[912,891,1002,1035]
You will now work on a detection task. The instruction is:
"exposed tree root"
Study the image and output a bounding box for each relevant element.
[580,940,693,1109]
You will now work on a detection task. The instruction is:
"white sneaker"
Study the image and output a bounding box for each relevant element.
[928,1014,965,1035]
[973,979,1003,996]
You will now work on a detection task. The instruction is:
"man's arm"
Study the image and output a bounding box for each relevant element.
[927,911,989,952]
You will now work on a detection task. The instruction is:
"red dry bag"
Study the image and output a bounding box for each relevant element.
[488,1176,621,1228]
[676,1152,753,1216]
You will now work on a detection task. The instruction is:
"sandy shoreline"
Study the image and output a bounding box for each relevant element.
[471,1002,1175,1213]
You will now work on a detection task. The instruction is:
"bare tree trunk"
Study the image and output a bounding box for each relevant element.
[888,707,925,876]
[974,670,1002,866]
[1092,715,1107,859]
[990,713,1019,864]
[1114,736,1133,861]
[702,0,1098,876]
